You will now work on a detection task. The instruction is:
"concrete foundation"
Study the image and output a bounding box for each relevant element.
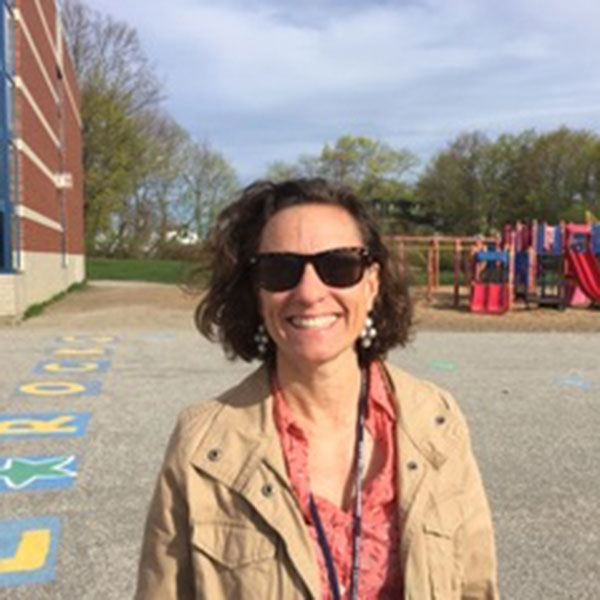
[0,251,85,317]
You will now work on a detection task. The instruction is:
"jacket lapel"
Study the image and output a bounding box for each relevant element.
[385,364,460,469]
[190,366,321,599]
[384,363,463,596]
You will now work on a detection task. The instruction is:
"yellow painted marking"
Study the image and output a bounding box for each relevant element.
[90,336,114,343]
[20,381,85,396]
[0,416,76,435]
[44,362,99,373]
[0,529,51,572]
[54,348,105,356]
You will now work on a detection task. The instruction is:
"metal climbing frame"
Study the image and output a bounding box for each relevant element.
[537,253,566,310]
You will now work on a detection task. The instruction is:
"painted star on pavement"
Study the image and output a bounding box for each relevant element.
[0,456,76,490]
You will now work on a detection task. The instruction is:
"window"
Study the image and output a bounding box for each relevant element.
[0,0,15,272]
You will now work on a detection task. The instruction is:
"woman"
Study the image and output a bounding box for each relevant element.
[136,178,498,599]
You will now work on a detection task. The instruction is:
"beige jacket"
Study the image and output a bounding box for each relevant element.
[136,363,499,599]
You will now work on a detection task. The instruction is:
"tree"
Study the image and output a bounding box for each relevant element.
[107,113,190,256]
[264,160,303,182]
[319,135,417,197]
[264,155,324,182]
[262,135,418,232]
[179,141,239,239]
[60,1,241,255]
[480,130,538,226]
[60,0,161,114]
[417,132,494,234]
[417,127,600,234]
[82,85,146,250]
[60,0,163,252]
[522,128,600,223]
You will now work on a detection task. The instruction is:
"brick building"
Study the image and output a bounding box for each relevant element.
[0,0,84,318]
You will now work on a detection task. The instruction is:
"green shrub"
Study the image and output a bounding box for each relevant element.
[86,258,186,284]
[23,282,87,320]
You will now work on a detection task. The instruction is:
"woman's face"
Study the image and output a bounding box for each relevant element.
[257,203,379,370]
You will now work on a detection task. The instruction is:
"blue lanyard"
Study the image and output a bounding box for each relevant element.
[308,368,369,600]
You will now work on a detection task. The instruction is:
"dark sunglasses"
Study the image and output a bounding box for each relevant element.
[250,247,373,292]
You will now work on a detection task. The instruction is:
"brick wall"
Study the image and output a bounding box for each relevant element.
[61,42,84,255]
[0,0,84,317]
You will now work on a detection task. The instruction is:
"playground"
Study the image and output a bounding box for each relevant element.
[393,219,600,320]
[0,281,599,599]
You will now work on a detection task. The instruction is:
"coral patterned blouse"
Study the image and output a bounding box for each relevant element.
[272,362,402,599]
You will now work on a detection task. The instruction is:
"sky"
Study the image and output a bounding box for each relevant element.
[83,0,600,182]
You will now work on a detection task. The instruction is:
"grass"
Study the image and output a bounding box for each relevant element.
[407,268,458,286]
[86,257,189,285]
[23,282,88,320]
[86,257,457,287]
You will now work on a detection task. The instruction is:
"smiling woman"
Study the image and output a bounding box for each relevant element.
[195,178,411,364]
[255,204,379,370]
[136,178,499,600]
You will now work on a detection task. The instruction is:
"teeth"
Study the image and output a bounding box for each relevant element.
[290,315,337,329]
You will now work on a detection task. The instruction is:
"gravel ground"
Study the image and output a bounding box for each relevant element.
[1,282,599,599]
[9,280,600,332]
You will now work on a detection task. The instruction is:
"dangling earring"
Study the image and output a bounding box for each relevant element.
[254,324,269,356]
[360,314,377,348]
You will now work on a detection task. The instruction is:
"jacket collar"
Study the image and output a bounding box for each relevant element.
[190,362,460,486]
[383,364,462,469]
[190,364,286,490]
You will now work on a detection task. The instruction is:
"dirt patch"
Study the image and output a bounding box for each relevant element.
[414,287,600,332]
[11,280,600,332]
[15,281,201,331]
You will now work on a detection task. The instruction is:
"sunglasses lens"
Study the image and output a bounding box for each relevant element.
[253,248,369,291]
[255,255,303,291]
[316,250,366,287]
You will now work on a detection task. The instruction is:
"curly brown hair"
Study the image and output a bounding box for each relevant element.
[195,178,412,364]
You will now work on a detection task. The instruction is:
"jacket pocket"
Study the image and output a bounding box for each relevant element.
[423,499,462,600]
[190,521,282,599]
[191,521,277,567]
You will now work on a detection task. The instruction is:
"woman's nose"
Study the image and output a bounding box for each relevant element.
[292,262,327,301]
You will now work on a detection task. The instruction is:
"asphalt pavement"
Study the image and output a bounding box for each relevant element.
[0,327,598,599]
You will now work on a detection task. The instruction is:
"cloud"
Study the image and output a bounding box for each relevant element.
[82,0,600,179]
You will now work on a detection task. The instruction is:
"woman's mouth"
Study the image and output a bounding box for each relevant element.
[288,315,339,330]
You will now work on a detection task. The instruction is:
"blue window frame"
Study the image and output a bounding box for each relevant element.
[0,0,16,273]
[0,2,11,272]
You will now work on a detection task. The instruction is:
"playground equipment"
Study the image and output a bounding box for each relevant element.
[389,222,600,315]
[390,234,497,305]
[564,224,600,304]
[469,247,511,314]
[531,223,567,309]
[471,221,600,313]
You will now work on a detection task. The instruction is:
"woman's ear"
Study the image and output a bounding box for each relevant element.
[365,263,380,312]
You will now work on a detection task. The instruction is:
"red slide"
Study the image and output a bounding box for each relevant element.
[566,250,600,302]
[470,282,509,314]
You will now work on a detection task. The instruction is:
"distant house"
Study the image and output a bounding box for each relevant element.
[165,229,199,245]
[368,197,441,229]
[0,0,84,318]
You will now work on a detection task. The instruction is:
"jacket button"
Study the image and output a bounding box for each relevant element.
[207,448,222,462]
[407,461,418,471]
[435,415,446,425]
[262,483,275,497]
